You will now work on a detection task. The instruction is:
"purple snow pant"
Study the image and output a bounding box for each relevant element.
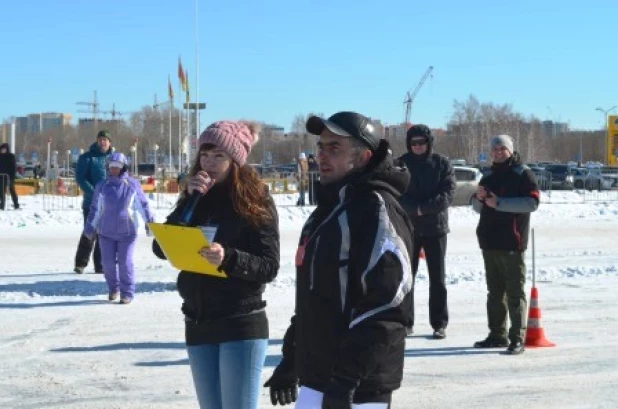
[99,235,137,300]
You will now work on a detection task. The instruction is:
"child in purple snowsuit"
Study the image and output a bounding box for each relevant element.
[84,152,154,304]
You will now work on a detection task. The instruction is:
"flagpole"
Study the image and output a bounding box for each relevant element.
[185,70,190,167]
[195,0,200,151]
[169,103,173,177]
[186,100,190,163]
[178,81,182,173]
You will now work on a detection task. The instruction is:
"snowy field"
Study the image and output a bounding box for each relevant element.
[1,192,617,409]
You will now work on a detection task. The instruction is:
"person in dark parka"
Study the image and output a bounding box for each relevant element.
[265,112,414,409]
[73,130,114,274]
[0,143,20,210]
[471,134,540,355]
[398,124,455,339]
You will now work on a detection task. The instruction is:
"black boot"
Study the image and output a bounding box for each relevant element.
[473,336,509,348]
[432,328,446,339]
[506,341,525,355]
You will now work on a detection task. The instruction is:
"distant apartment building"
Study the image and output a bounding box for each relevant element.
[78,118,123,129]
[0,123,9,144]
[384,123,408,139]
[14,113,72,135]
[542,120,569,137]
[383,123,444,140]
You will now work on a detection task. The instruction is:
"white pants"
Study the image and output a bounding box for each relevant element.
[295,386,389,409]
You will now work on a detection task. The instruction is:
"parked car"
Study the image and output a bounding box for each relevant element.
[137,163,156,176]
[529,166,551,190]
[57,168,75,178]
[452,166,482,206]
[571,168,613,190]
[544,164,574,190]
[21,166,36,178]
[450,158,467,166]
[601,167,618,188]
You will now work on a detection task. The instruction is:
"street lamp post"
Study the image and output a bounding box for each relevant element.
[153,99,174,178]
[52,150,58,194]
[596,106,617,164]
[130,145,137,176]
[46,138,51,181]
[153,144,159,193]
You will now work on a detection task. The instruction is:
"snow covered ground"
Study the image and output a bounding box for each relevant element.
[1,192,617,409]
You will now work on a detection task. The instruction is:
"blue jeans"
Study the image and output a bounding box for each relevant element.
[187,339,268,409]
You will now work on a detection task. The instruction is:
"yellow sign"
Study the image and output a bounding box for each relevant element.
[609,116,618,166]
[148,223,227,278]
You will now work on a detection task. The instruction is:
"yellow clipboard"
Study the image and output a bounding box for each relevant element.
[148,223,227,278]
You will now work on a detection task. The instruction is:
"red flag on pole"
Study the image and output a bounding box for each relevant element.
[185,69,190,104]
[178,57,186,92]
[168,75,174,101]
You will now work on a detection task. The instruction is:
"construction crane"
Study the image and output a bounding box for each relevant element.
[100,103,131,120]
[403,66,434,126]
[76,90,100,132]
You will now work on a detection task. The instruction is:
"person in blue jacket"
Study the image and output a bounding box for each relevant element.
[73,130,114,274]
[84,152,154,303]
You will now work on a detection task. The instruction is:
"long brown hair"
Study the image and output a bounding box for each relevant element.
[177,144,273,228]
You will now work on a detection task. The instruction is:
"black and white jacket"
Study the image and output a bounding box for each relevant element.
[281,141,414,401]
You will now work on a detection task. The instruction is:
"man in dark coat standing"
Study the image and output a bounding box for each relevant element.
[471,135,539,355]
[0,143,20,210]
[73,130,114,274]
[399,124,455,339]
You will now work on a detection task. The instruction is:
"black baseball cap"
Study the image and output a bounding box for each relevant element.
[306,111,381,151]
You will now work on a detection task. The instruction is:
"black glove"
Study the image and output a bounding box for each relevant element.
[264,358,298,406]
[322,377,357,409]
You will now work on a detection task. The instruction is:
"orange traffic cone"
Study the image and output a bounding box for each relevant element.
[419,248,426,259]
[525,287,556,348]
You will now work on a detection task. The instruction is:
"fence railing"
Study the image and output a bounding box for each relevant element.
[10,170,617,211]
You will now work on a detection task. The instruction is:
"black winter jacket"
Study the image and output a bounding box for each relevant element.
[152,180,280,345]
[474,155,540,251]
[398,150,455,237]
[281,141,414,402]
[0,143,16,180]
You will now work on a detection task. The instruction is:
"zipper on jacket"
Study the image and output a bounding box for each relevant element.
[309,236,319,290]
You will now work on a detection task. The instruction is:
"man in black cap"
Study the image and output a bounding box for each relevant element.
[398,124,455,339]
[265,112,414,408]
[73,130,114,274]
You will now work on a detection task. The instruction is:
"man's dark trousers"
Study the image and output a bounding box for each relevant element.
[481,249,527,343]
[410,234,448,330]
[0,175,19,210]
[74,208,102,272]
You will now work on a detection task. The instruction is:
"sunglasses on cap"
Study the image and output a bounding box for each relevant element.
[409,139,428,147]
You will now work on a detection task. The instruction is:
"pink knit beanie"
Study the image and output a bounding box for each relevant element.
[198,120,260,166]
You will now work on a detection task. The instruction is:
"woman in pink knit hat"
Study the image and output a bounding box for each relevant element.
[152,120,280,409]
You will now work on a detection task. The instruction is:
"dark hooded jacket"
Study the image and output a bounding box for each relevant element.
[280,140,414,401]
[0,143,17,180]
[76,142,114,210]
[398,133,455,237]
